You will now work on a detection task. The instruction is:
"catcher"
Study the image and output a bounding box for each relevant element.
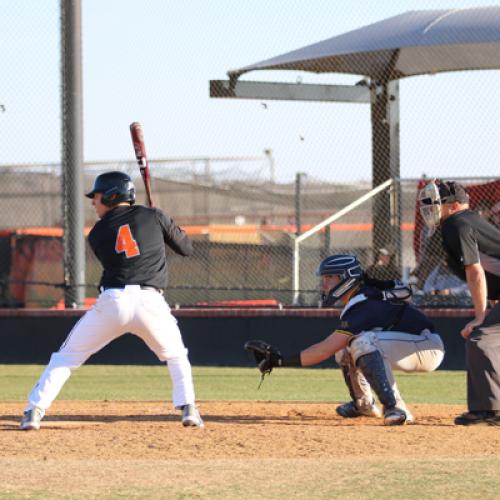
[245,254,445,425]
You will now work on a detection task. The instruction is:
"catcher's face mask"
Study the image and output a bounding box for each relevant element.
[320,273,359,307]
[418,181,442,234]
[317,254,363,307]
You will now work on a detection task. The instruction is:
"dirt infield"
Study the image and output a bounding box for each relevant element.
[2,400,500,459]
[2,401,500,498]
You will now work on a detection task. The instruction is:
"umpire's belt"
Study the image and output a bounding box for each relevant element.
[102,285,164,295]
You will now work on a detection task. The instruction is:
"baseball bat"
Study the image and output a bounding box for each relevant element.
[129,122,154,207]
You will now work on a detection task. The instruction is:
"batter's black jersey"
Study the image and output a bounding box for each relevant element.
[337,285,434,337]
[441,209,500,299]
[88,205,193,290]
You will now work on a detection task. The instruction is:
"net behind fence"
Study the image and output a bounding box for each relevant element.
[0,161,498,308]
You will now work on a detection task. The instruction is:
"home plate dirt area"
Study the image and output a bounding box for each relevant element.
[1,400,500,461]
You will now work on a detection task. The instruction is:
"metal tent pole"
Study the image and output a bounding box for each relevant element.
[370,80,402,272]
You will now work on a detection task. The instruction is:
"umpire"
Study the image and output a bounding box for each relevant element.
[419,180,500,426]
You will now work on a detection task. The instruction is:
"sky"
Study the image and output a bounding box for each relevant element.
[1,0,500,183]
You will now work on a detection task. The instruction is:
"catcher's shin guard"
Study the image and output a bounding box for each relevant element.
[356,351,397,410]
[340,364,357,402]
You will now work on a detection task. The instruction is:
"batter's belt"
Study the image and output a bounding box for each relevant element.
[102,285,164,295]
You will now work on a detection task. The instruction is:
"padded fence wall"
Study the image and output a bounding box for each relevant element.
[0,309,470,370]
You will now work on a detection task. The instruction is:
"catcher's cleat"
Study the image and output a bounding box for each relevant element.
[20,407,44,431]
[336,400,382,418]
[454,411,500,426]
[181,404,204,428]
[383,406,407,426]
[402,408,415,424]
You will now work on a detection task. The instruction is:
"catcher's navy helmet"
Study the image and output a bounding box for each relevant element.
[86,171,136,207]
[317,254,363,307]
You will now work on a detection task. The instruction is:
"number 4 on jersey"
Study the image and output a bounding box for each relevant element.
[115,224,140,258]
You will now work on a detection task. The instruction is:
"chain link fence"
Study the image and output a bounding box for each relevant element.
[0,160,498,307]
[294,177,500,307]
[2,3,499,308]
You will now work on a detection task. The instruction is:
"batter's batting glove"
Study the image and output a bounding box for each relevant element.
[244,340,283,375]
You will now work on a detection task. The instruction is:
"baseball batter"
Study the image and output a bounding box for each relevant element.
[20,171,203,430]
[246,254,445,425]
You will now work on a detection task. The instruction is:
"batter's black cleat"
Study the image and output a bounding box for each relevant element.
[336,400,382,418]
[20,407,44,431]
[455,411,500,426]
[181,404,204,428]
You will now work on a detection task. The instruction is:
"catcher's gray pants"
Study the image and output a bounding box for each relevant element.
[466,302,500,411]
[336,329,445,412]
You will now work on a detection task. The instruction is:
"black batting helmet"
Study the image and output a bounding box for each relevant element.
[85,171,136,207]
[317,254,363,307]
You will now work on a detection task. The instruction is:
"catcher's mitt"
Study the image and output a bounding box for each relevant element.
[244,340,283,387]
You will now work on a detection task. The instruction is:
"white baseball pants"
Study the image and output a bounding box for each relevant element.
[26,286,196,411]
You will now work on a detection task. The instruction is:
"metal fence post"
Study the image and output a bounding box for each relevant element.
[293,172,305,304]
[295,172,304,236]
[292,238,300,305]
[390,177,403,274]
[61,0,85,308]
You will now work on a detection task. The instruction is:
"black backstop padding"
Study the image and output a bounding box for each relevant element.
[0,310,469,369]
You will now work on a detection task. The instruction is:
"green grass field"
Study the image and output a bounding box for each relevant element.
[0,365,467,404]
[5,365,499,500]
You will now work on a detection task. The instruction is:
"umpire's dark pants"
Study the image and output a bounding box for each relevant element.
[466,302,500,411]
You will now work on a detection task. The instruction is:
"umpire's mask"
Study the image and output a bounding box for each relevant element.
[418,181,442,235]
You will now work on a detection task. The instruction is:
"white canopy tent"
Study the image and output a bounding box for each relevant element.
[228,7,500,81]
[211,6,500,272]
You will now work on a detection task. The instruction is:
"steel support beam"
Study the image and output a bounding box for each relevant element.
[210,80,370,103]
[370,80,402,271]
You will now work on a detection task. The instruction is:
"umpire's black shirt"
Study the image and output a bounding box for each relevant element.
[441,209,500,299]
[88,205,193,290]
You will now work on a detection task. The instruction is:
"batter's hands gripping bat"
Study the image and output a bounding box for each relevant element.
[129,122,154,207]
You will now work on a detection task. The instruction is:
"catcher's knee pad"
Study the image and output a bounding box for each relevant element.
[336,348,373,406]
[348,332,379,365]
[335,348,351,367]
